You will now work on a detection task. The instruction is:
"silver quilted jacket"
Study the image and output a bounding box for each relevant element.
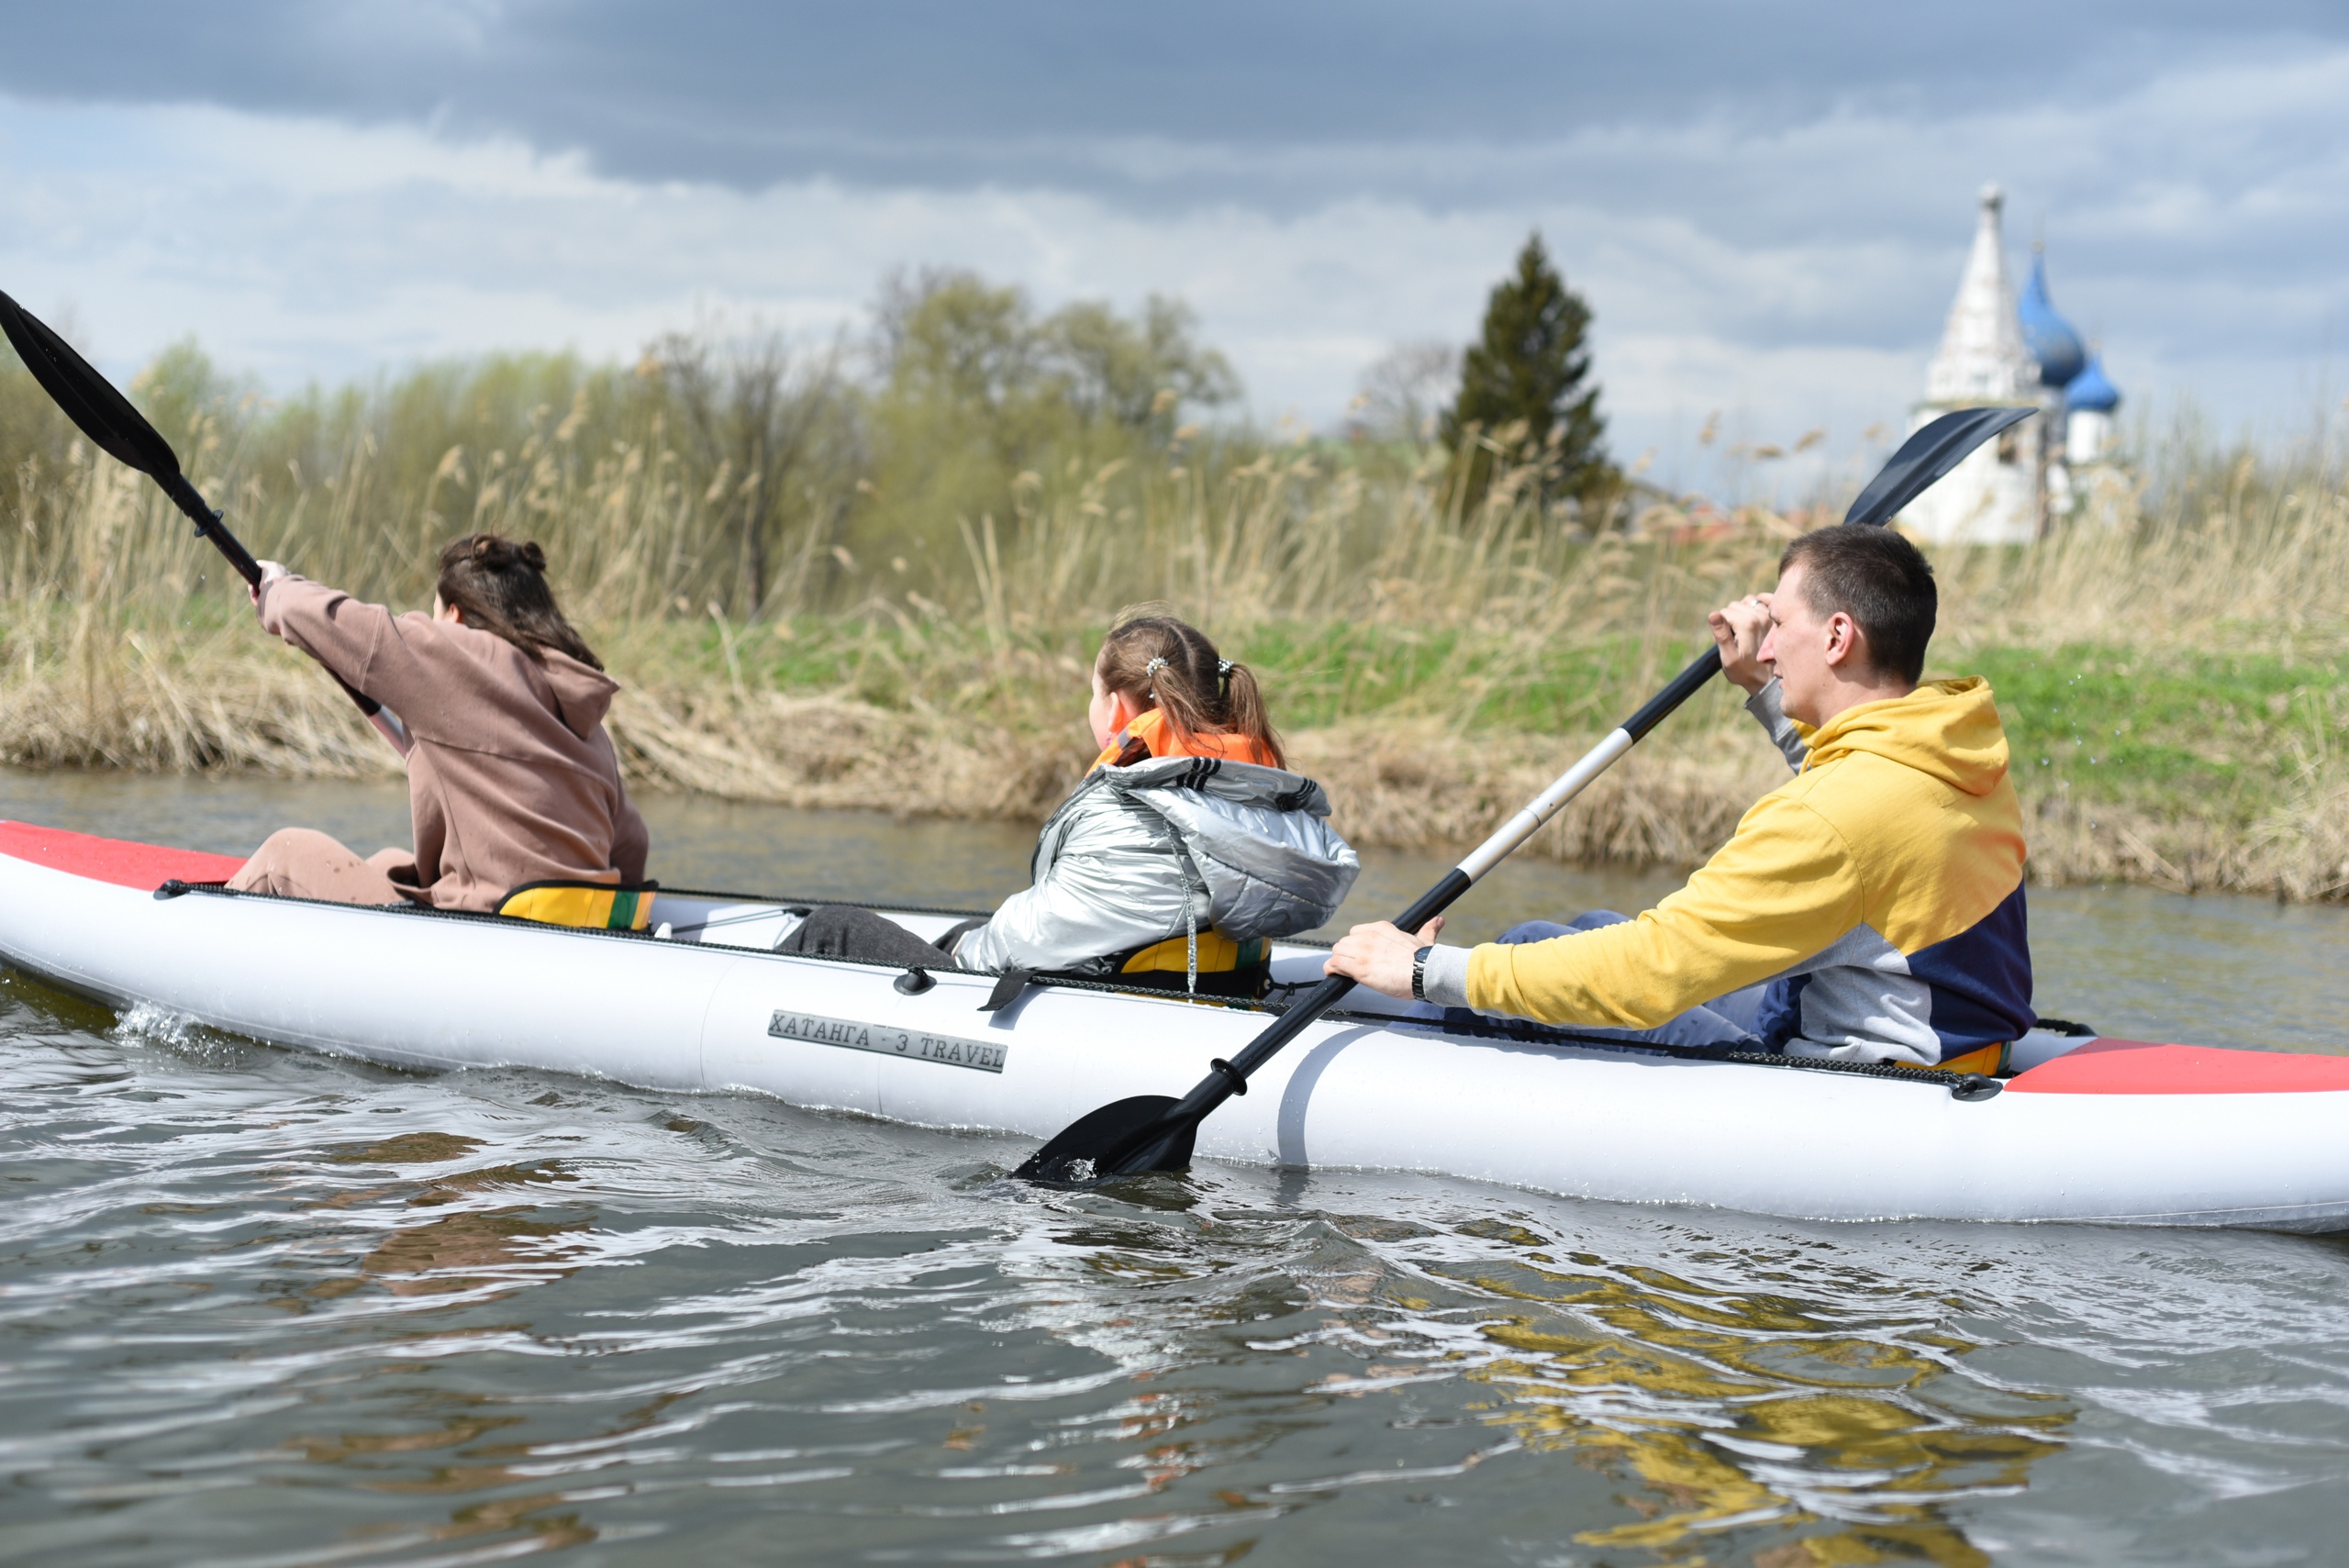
[952,754,1360,976]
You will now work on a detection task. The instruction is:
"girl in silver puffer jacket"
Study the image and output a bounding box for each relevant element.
[950,612,1358,994]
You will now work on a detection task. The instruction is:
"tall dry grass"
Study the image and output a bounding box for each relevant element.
[5,324,2347,897]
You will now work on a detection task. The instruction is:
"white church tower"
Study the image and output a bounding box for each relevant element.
[1899,184,2044,544]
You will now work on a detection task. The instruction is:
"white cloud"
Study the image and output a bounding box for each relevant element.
[4,36,2346,503]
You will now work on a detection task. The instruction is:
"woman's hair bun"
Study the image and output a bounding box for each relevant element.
[466,536,546,574]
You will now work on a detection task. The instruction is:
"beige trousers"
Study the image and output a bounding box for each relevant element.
[228,828,420,906]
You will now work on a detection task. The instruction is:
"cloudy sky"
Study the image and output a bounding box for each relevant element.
[3,1,2345,490]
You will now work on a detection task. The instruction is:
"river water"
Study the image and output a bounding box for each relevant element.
[5,771,2349,1566]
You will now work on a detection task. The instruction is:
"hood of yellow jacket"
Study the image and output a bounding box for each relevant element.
[1801,676,2009,798]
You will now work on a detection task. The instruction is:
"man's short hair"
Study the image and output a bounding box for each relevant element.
[1778,525,1936,684]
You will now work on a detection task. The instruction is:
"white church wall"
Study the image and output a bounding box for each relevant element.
[2067,407,2113,465]
[1899,409,2043,545]
[1898,185,2047,543]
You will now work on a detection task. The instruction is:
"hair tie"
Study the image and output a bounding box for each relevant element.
[1217,659,1232,678]
[1144,656,1169,677]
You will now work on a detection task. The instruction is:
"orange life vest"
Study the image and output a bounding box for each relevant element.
[1091,706,1280,772]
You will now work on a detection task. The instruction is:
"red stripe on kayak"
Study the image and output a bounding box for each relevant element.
[2006,1039,2349,1095]
[0,820,247,891]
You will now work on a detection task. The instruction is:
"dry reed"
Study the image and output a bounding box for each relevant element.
[5,340,2347,899]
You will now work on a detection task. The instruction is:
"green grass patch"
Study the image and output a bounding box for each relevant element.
[568,615,2349,828]
[642,613,1739,736]
[1220,623,1720,732]
[1962,642,2349,820]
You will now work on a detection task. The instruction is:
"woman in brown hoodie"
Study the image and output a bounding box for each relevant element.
[227,534,649,911]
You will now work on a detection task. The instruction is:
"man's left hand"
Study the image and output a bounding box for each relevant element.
[1325,916,1444,998]
[1709,593,1774,695]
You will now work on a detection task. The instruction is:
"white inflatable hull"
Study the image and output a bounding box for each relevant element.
[3,820,2346,1231]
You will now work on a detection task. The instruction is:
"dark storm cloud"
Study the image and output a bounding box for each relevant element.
[6,0,2343,218]
[6,1,2345,437]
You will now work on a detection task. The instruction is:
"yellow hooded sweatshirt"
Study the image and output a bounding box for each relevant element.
[1464,677,2033,1064]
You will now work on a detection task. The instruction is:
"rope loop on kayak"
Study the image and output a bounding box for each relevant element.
[1698,1048,2002,1099]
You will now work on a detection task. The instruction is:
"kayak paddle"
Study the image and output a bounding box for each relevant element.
[0,291,410,753]
[1017,403,2037,1185]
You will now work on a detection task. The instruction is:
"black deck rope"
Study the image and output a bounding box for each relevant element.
[1310,1006,2005,1098]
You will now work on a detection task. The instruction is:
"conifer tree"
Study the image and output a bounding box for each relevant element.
[1442,231,1614,511]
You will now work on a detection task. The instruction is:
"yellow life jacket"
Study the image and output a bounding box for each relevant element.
[496,879,657,931]
[1114,929,1272,999]
[1925,1041,2010,1077]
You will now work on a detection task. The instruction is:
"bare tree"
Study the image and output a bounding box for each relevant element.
[1351,341,1459,449]
[651,322,855,616]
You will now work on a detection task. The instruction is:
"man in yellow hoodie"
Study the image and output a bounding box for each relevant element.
[1326,524,2033,1070]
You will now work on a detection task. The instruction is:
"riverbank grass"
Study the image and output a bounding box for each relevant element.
[12,593,2349,901]
[6,335,2347,897]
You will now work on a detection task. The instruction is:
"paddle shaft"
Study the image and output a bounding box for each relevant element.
[160,470,409,751]
[1107,643,1727,1168]
[156,472,262,587]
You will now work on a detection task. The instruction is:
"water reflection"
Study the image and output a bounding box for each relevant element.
[965,1172,2095,1565]
[290,1389,602,1559]
[357,1194,588,1302]
[275,1134,596,1307]
[1433,1223,2071,1562]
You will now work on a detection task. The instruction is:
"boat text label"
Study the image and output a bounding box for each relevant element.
[767,1010,1008,1073]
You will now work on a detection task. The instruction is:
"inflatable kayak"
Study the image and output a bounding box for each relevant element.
[2,818,2346,1231]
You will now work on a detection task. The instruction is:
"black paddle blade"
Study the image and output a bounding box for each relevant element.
[0,291,182,481]
[1842,405,2035,529]
[1015,1095,1197,1185]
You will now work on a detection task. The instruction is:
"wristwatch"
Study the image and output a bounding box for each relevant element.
[1411,946,1433,1002]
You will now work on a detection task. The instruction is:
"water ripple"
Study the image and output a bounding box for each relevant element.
[6,969,2349,1566]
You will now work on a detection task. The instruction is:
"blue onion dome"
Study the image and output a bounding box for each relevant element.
[2066,352,2119,412]
[2018,248,2087,390]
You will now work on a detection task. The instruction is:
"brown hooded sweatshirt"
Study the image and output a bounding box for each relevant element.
[257,573,649,912]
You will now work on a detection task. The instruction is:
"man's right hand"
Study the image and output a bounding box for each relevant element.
[1325,916,1444,999]
[1709,593,1774,695]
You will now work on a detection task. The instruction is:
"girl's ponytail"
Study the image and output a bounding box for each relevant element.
[1097,608,1284,769]
[1217,660,1275,761]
